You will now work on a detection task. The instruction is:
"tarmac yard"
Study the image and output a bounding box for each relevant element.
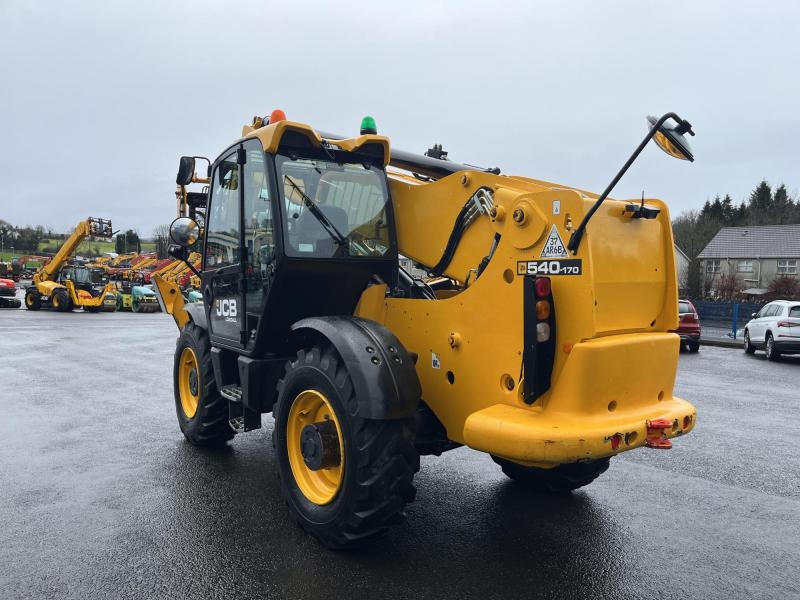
[1,309,799,600]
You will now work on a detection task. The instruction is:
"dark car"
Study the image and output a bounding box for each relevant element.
[673,299,701,353]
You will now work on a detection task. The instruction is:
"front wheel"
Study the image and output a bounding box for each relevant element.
[25,289,40,311]
[52,289,72,312]
[492,456,611,493]
[273,345,419,549]
[743,330,756,354]
[173,322,234,446]
[687,341,700,353]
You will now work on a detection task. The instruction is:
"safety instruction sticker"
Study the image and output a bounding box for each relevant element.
[517,259,582,276]
[431,352,441,369]
[540,224,568,258]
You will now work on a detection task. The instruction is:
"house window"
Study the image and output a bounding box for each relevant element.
[706,259,721,274]
[737,260,753,273]
[777,259,797,275]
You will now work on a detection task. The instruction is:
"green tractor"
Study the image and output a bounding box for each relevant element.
[115,282,161,313]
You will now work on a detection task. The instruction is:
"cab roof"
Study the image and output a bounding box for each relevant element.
[240,119,391,167]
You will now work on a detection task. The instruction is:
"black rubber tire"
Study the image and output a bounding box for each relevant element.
[25,289,40,311]
[688,341,700,353]
[765,333,780,362]
[116,294,124,312]
[743,330,755,354]
[492,456,611,493]
[273,345,419,549]
[53,289,72,312]
[131,297,141,313]
[173,322,234,446]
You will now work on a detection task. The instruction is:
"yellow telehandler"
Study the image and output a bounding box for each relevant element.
[25,218,118,312]
[154,109,697,548]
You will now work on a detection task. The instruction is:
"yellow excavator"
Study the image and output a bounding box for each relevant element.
[154,110,697,548]
[25,218,118,312]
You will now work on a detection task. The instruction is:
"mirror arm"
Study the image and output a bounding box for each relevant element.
[168,244,201,279]
[567,112,681,255]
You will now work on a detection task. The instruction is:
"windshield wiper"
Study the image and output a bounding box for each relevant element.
[284,176,348,247]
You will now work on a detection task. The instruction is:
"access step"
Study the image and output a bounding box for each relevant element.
[220,384,260,434]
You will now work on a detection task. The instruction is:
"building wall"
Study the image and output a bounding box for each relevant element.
[700,257,798,292]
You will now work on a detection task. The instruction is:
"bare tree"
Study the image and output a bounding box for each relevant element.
[152,224,171,259]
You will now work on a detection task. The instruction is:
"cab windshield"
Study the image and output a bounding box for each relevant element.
[277,154,392,258]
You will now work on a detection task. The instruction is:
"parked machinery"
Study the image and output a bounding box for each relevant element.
[114,281,161,313]
[0,277,21,308]
[154,110,698,548]
[25,218,117,312]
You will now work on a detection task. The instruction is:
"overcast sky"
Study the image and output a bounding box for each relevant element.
[1,0,798,237]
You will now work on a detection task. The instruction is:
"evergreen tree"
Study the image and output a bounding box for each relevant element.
[721,194,734,224]
[773,184,792,224]
[748,180,773,222]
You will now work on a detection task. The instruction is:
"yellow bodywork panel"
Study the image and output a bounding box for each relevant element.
[355,169,687,465]
[152,274,189,330]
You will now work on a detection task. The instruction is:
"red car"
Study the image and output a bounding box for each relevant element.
[673,299,701,352]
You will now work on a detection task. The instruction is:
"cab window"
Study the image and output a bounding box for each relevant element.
[205,153,241,269]
[277,155,391,258]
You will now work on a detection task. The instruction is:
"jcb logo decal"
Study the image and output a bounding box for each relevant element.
[215,298,238,318]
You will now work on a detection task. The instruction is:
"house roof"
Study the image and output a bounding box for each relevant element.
[698,224,800,259]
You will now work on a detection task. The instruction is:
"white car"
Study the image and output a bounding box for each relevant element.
[743,300,800,361]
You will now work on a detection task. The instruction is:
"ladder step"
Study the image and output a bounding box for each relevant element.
[220,384,243,402]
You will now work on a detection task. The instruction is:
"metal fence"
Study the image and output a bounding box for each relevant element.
[692,300,764,341]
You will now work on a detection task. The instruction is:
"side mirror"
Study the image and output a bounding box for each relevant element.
[751,312,757,318]
[176,156,196,186]
[647,115,695,162]
[169,217,200,247]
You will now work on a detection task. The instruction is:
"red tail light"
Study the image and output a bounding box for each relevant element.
[534,277,551,298]
[777,321,797,328]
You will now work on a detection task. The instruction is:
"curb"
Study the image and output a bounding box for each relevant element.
[700,338,742,349]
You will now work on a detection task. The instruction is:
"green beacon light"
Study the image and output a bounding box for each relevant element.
[360,115,377,135]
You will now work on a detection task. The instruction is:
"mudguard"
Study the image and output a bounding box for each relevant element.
[291,316,421,420]
[185,302,207,329]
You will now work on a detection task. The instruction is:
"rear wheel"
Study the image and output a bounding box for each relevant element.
[273,345,419,549]
[132,296,141,313]
[173,322,234,446]
[743,330,755,354]
[765,333,780,362]
[492,456,611,493]
[25,289,40,311]
[687,341,700,353]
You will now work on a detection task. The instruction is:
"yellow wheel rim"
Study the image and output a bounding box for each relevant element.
[52,294,60,308]
[287,390,345,505]
[178,347,200,418]
[26,294,33,307]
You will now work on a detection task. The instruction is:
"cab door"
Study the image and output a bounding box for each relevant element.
[203,147,245,348]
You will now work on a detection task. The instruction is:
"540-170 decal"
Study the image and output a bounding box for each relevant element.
[516,259,583,276]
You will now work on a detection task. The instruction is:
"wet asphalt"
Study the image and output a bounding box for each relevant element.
[1,306,799,600]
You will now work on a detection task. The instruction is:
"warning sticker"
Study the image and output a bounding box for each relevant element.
[431,352,441,370]
[539,224,568,258]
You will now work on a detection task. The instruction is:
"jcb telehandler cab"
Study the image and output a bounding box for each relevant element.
[154,110,698,549]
